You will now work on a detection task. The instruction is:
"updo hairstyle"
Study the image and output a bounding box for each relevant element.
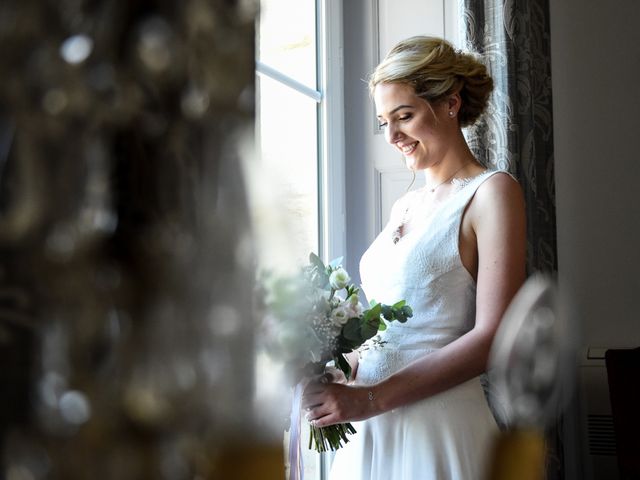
[369,36,493,127]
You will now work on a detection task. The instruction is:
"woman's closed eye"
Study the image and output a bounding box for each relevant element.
[378,113,413,129]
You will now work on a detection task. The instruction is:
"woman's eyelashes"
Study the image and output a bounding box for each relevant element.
[377,114,413,129]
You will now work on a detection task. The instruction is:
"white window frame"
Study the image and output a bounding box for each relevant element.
[256,2,344,478]
[256,0,345,269]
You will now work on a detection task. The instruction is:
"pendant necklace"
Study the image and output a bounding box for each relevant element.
[392,161,471,244]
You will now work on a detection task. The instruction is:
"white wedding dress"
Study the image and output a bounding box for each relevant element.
[329,170,506,480]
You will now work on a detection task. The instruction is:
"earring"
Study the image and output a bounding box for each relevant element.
[448,111,455,117]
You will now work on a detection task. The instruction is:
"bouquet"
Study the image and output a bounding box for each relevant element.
[261,253,413,452]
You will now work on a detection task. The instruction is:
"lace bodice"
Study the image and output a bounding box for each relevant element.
[355,170,505,385]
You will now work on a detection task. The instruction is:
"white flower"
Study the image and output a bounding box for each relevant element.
[344,294,363,317]
[329,268,350,290]
[330,305,350,326]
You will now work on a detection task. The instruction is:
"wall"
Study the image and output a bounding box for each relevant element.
[550,1,640,478]
[551,0,640,353]
[343,0,376,285]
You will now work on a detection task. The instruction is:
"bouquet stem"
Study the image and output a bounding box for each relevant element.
[308,422,357,452]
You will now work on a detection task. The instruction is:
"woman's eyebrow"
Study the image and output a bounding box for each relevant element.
[377,104,414,118]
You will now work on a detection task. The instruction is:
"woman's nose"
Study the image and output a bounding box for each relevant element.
[385,123,401,144]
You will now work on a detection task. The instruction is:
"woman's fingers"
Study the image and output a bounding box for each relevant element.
[308,411,340,428]
[301,391,324,410]
[302,383,364,426]
[305,404,334,425]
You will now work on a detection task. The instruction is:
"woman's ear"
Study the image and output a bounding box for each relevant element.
[447,93,462,117]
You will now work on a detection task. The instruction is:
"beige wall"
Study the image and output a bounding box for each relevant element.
[551,1,640,350]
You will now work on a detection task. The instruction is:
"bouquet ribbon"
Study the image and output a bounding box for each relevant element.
[288,379,309,480]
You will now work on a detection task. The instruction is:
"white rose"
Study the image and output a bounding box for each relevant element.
[329,268,350,290]
[330,305,350,326]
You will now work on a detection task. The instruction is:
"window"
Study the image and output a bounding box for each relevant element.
[256,0,345,268]
[255,1,344,478]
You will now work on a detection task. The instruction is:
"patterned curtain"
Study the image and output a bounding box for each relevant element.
[460,1,562,479]
[461,0,557,275]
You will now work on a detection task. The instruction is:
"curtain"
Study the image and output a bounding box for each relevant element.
[462,0,557,275]
[461,1,562,479]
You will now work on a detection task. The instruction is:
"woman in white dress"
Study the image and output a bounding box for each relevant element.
[302,36,527,479]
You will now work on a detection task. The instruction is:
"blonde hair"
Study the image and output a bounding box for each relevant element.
[369,36,493,127]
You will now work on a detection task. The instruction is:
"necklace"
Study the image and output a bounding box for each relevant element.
[425,161,472,193]
[391,161,473,244]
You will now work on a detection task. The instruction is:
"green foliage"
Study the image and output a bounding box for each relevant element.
[330,298,414,383]
[265,253,414,452]
[308,421,357,452]
[335,354,351,380]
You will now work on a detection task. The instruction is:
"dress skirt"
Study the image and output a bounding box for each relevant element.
[328,377,498,480]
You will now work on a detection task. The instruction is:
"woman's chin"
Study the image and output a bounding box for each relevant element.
[404,157,422,171]
[403,156,416,170]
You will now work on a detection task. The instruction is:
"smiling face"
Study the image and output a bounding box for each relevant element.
[374,82,457,171]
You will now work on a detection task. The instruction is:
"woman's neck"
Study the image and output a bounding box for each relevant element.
[422,135,479,187]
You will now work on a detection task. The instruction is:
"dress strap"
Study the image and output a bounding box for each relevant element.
[452,169,516,208]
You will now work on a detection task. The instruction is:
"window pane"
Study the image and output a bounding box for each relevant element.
[257,74,319,262]
[258,0,317,90]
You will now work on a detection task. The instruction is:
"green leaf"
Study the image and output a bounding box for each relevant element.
[366,316,381,330]
[360,318,379,340]
[364,303,381,321]
[336,354,352,380]
[377,320,387,331]
[328,257,344,269]
[392,300,406,309]
[309,252,325,270]
[342,317,362,342]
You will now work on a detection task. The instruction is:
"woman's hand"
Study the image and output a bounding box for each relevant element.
[322,365,349,385]
[301,380,378,427]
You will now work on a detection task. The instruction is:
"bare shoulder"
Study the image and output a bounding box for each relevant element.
[478,171,522,198]
[473,171,524,212]
[465,172,525,234]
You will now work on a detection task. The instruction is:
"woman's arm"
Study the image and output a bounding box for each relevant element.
[303,173,526,426]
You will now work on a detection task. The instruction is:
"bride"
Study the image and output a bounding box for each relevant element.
[302,36,526,480]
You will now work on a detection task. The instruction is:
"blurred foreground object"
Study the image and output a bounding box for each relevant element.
[486,275,575,480]
[0,0,284,478]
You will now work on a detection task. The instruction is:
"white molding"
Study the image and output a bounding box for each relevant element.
[372,0,381,66]
[375,167,424,234]
[373,168,382,236]
[443,0,462,47]
[318,0,346,265]
[372,0,383,135]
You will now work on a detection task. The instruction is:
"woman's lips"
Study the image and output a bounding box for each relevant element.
[399,141,418,155]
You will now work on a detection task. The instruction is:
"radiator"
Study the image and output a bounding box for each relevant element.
[576,347,619,480]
